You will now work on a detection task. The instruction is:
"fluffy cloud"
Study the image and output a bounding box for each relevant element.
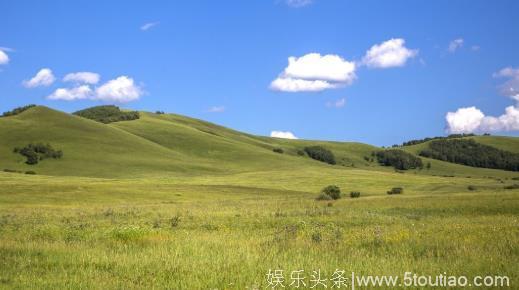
[47,85,93,101]
[47,75,143,103]
[0,50,9,65]
[140,22,159,31]
[270,77,339,92]
[494,67,519,100]
[326,97,345,108]
[63,72,100,84]
[362,38,418,68]
[95,76,142,102]
[448,38,464,53]
[445,67,519,133]
[23,68,56,88]
[270,130,298,139]
[270,53,356,92]
[285,0,313,8]
[446,106,519,133]
[207,106,225,113]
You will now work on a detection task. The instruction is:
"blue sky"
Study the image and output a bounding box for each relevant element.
[1,0,519,146]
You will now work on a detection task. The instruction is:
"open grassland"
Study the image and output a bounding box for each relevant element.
[1,106,519,288]
[0,172,518,289]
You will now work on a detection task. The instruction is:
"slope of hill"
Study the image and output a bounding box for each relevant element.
[1,105,518,180]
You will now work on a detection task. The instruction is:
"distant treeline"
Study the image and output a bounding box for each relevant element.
[73,105,140,124]
[375,149,423,170]
[1,104,36,117]
[419,139,519,171]
[14,143,63,165]
[400,133,485,147]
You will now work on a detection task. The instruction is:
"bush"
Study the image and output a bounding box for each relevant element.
[3,169,21,173]
[467,185,477,191]
[73,105,140,124]
[504,184,519,190]
[13,143,63,165]
[316,193,333,201]
[297,149,305,156]
[350,191,361,198]
[304,146,336,165]
[419,139,519,171]
[321,185,341,200]
[387,187,403,195]
[25,171,36,175]
[155,111,165,114]
[376,149,423,170]
[1,104,36,117]
[272,148,284,154]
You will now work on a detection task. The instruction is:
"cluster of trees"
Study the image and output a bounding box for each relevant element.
[419,139,519,171]
[401,133,477,147]
[14,143,63,165]
[73,105,140,124]
[375,149,423,170]
[304,146,336,165]
[1,104,36,117]
[272,148,284,154]
[387,187,403,195]
[155,111,165,114]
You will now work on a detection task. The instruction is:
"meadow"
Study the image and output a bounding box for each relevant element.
[0,106,518,289]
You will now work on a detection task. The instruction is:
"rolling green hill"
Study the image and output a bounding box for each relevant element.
[1,105,518,180]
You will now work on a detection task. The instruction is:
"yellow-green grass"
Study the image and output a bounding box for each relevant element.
[0,172,518,289]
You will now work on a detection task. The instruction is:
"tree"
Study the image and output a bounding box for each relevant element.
[304,146,336,165]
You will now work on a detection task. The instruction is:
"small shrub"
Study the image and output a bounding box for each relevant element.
[3,169,19,173]
[321,185,341,200]
[504,184,519,190]
[316,193,333,201]
[304,146,336,165]
[170,216,181,228]
[387,187,403,195]
[350,191,361,198]
[467,185,477,191]
[272,148,284,154]
[25,171,36,175]
[297,149,305,156]
[311,231,322,243]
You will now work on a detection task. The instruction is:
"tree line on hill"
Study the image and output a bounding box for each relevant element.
[73,105,140,124]
[399,133,487,147]
[419,139,519,171]
[1,104,36,117]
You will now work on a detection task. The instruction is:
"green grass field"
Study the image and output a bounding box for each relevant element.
[0,106,518,289]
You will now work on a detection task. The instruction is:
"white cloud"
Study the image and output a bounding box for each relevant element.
[283,53,356,83]
[471,45,480,51]
[23,68,56,88]
[47,85,93,101]
[285,0,313,8]
[494,67,519,101]
[446,67,519,133]
[0,50,9,65]
[270,130,298,139]
[448,38,464,53]
[207,106,225,113]
[95,76,143,102]
[270,77,339,92]
[362,38,418,68]
[326,97,345,108]
[446,106,519,133]
[47,75,142,103]
[140,22,159,31]
[270,53,356,92]
[63,72,100,84]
